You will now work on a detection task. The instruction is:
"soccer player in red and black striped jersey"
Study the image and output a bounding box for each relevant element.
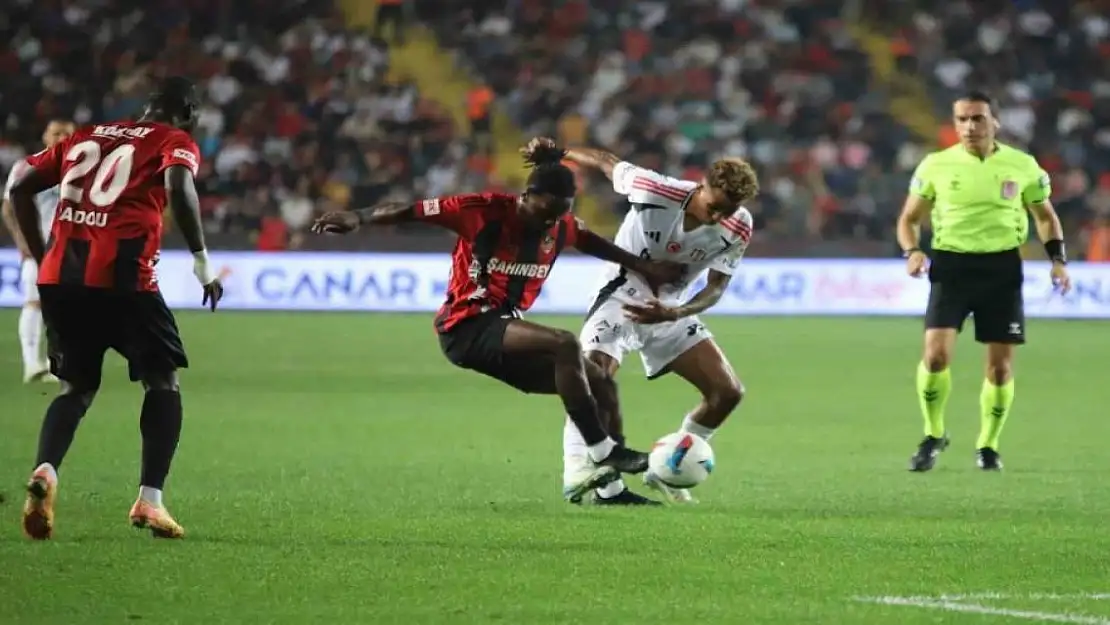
[313,146,685,503]
[9,77,223,540]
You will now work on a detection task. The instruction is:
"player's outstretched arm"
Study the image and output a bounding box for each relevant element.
[312,201,415,234]
[520,137,621,180]
[8,168,54,264]
[354,201,415,225]
[166,164,223,309]
[562,147,621,180]
[575,228,683,291]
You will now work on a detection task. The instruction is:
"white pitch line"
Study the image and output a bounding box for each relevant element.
[940,594,1110,602]
[854,596,1110,625]
[874,593,1110,602]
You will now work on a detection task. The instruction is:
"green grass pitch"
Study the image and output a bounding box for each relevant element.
[1,311,1108,625]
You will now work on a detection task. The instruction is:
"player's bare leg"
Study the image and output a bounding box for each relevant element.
[23,380,97,540]
[129,371,186,538]
[910,329,957,472]
[560,352,659,506]
[976,343,1015,471]
[500,320,649,503]
[19,300,53,383]
[645,339,743,504]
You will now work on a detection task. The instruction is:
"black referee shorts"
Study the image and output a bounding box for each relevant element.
[924,249,1026,344]
[438,309,548,394]
[39,285,189,389]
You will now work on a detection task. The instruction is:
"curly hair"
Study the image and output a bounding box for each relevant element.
[523,144,567,168]
[707,157,760,206]
[524,143,576,198]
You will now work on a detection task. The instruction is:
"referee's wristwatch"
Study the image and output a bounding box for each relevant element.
[902,247,923,258]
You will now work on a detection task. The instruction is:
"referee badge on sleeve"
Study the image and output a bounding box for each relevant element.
[1000,180,1018,200]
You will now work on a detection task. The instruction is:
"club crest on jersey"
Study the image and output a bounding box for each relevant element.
[1000,180,1018,200]
[666,241,682,253]
[541,234,556,253]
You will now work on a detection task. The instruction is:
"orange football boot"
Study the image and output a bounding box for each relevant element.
[129,499,185,539]
[22,469,58,540]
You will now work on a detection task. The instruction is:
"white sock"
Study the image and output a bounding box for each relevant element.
[586,437,616,463]
[18,305,43,370]
[680,414,717,440]
[33,462,58,483]
[562,416,590,484]
[596,479,625,499]
[139,486,163,507]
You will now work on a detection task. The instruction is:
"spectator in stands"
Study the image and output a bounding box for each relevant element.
[0,0,1102,258]
[375,0,408,45]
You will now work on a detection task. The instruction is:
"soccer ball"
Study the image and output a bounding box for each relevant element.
[648,432,715,488]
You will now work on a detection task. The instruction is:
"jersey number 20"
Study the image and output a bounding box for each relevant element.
[60,141,136,208]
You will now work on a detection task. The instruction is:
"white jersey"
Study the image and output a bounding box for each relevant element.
[592,161,753,307]
[3,158,59,242]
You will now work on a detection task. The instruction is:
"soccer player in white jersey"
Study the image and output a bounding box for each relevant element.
[1,120,75,383]
[521,138,759,506]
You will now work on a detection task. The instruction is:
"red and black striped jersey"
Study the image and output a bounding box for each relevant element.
[415,193,582,333]
[23,121,200,292]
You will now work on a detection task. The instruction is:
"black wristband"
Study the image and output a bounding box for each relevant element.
[1044,239,1067,264]
[902,247,922,257]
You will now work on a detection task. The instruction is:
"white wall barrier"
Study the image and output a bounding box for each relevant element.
[0,248,1108,318]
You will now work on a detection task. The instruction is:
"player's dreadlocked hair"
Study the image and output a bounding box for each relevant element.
[523,143,577,199]
[146,76,200,132]
[707,157,760,206]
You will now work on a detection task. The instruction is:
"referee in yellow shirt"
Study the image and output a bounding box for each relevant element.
[896,91,1072,472]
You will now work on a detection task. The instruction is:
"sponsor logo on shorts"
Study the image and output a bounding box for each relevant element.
[57,206,108,227]
[1000,180,1018,200]
[541,234,556,253]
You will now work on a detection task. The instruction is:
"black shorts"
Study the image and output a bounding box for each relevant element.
[438,310,546,393]
[39,285,189,388]
[924,249,1026,344]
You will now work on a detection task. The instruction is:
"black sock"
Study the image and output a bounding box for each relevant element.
[565,400,608,447]
[139,389,183,490]
[35,394,92,469]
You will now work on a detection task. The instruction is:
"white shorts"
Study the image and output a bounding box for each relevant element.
[579,297,713,379]
[20,259,39,304]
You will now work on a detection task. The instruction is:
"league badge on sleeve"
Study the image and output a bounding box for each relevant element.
[1000,180,1018,200]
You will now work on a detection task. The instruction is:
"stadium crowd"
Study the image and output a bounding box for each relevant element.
[422,0,916,243]
[0,0,467,250]
[866,0,1110,258]
[1,0,1107,259]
